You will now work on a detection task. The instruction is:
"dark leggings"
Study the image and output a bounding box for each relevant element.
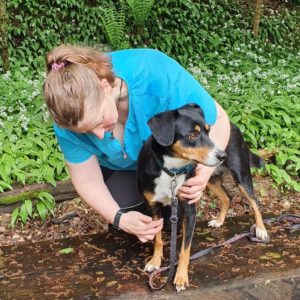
[101,167,145,211]
[102,167,171,228]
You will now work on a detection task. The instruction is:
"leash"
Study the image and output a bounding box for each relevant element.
[149,173,179,291]
[148,210,300,291]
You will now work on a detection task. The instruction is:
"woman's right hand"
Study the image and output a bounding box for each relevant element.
[119,211,163,243]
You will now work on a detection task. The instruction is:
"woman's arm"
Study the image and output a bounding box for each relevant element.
[208,101,231,151]
[67,155,163,242]
[179,101,230,203]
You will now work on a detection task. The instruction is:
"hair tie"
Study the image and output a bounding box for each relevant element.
[51,62,65,71]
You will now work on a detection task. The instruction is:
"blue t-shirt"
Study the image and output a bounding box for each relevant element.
[54,49,217,170]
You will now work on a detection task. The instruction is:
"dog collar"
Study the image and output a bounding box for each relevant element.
[162,163,196,177]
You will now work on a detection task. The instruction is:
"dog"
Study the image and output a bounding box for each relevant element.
[137,103,268,292]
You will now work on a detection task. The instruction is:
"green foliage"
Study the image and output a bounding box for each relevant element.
[5,0,157,67]
[126,0,155,26]
[0,67,68,191]
[130,0,299,65]
[98,2,129,49]
[10,191,55,227]
[6,0,110,68]
[258,7,300,47]
[188,40,300,191]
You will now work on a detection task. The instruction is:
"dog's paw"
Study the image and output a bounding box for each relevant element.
[174,274,189,293]
[256,227,269,242]
[144,256,161,273]
[174,268,189,292]
[144,263,159,273]
[208,219,223,228]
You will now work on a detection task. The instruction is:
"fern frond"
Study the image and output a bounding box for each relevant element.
[98,3,127,49]
[127,0,155,26]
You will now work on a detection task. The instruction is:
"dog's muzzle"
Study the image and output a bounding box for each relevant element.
[205,148,226,166]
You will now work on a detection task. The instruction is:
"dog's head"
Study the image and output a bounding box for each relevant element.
[147,103,226,166]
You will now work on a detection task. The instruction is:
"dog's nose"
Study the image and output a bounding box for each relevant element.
[216,151,227,161]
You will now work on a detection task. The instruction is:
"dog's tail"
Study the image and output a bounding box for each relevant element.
[249,152,265,168]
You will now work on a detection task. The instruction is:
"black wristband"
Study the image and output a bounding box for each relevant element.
[113,209,124,230]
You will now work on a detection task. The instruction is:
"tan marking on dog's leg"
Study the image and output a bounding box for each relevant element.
[143,191,154,204]
[143,192,164,272]
[174,220,191,292]
[144,225,163,272]
[207,177,230,228]
[238,185,269,241]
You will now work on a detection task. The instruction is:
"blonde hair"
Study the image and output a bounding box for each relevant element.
[43,44,115,127]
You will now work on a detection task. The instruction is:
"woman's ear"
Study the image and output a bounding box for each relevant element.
[99,78,112,94]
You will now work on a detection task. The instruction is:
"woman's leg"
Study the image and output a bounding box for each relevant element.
[101,167,146,212]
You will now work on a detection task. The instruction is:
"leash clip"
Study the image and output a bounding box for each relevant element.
[170,174,179,223]
[170,174,178,198]
[170,214,178,224]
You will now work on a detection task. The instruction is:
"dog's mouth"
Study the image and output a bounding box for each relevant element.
[202,148,226,166]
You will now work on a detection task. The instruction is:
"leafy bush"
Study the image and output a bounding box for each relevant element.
[0,67,68,192]
[6,0,109,69]
[5,0,156,68]
[128,0,299,65]
[187,41,300,191]
[11,192,55,227]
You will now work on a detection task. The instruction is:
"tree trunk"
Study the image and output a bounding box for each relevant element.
[253,0,263,39]
[0,0,9,72]
[0,180,78,213]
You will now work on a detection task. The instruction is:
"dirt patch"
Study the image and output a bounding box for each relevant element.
[0,174,299,247]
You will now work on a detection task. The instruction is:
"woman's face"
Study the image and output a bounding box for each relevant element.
[71,79,118,139]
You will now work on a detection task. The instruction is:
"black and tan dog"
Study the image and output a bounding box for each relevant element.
[137,103,268,292]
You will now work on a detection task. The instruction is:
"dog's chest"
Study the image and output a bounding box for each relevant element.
[152,156,190,206]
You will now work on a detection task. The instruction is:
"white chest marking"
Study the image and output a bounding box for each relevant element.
[153,156,191,206]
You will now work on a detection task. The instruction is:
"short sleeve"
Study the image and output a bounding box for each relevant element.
[53,125,93,164]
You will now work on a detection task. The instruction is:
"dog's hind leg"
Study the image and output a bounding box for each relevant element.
[228,163,268,241]
[174,201,196,292]
[144,201,164,272]
[225,125,268,241]
[207,175,230,228]
[237,183,268,241]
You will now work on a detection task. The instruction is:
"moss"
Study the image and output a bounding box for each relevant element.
[0,189,47,205]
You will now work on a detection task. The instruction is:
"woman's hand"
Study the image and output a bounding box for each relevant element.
[179,164,215,204]
[119,211,164,243]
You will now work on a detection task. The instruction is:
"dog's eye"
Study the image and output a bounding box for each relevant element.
[187,132,199,142]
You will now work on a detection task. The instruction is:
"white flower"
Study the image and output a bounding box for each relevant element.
[10,135,18,142]
[2,73,10,80]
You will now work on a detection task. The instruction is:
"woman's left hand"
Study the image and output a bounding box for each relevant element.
[178,164,215,205]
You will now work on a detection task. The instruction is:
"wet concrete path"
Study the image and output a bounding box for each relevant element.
[0,214,299,299]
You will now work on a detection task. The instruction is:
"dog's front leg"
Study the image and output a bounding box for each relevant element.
[144,203,163,272]
[174,201,196,292]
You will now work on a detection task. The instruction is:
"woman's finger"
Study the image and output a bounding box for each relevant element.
[139,237,148,243]
[188,195,202,204]
[179,190,202,200]
[139,234,156,242]
[180,184,203,194]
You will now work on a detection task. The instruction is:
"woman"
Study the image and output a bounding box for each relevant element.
[43,45,230,242]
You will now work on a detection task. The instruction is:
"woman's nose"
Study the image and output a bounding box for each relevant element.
[91,127,105,139]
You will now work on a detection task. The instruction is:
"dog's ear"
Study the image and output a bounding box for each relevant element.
[147,110,175,146]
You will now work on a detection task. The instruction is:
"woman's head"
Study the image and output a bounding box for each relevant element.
[43,44,116,128]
